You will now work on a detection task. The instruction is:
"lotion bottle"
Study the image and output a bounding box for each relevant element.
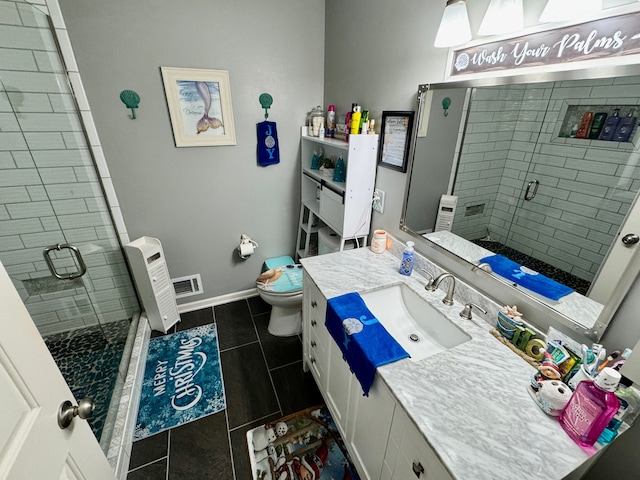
[612,110,637,143]
[559,367,621,447]
[399,241,415,276]
[599,108,621,141]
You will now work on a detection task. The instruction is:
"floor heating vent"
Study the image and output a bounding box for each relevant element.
[172,274,203,299]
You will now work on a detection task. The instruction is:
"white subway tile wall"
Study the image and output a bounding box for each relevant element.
[0,0,137,336]
[453,78,640,282]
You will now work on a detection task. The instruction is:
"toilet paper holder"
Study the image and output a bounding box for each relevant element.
[238,234,259,260]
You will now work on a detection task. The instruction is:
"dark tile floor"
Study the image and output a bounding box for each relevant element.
[126,297,323,480]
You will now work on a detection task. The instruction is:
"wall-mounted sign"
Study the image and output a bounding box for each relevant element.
[450,11,640,77]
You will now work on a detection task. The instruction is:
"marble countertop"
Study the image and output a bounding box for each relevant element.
[300,245,595,480]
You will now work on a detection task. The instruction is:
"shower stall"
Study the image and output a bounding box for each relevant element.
[0,0,142,460]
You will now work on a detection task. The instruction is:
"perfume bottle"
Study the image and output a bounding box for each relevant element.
[559,367,621,447]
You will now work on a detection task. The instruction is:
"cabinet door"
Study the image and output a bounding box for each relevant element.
[325,338,352,440]
[387,407,453,480]
[303,274,329,389]
[347,376,396,480]
[319,185,345,234]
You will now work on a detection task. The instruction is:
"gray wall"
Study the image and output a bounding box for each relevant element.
[59,0,325,301]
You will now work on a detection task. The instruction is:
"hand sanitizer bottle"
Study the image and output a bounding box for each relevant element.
[559,367,621,447]
[399,241,415,276]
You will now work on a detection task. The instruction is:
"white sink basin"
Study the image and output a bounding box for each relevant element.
[361,284,471,362]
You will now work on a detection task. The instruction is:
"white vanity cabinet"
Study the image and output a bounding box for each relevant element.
[382,407,453,480]
[296,129,378,259]
[302,272,401,480]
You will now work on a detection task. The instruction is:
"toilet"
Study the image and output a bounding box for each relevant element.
[256,256,303,336]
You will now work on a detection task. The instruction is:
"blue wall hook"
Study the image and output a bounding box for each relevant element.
[259,93,273,119]
[442,97,451,117]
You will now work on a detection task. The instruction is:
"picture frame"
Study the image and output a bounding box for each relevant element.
[377,111,415,173]
[160,67,236,147]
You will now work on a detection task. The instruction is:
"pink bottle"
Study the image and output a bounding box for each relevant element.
[559,367,621,447]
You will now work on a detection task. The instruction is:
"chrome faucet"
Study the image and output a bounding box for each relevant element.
[472,262,493,273]
[426,272,456,306]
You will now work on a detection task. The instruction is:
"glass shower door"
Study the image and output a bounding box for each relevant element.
[0,2,140,449]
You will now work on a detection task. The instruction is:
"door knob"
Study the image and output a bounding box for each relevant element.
[58,397,95,429]
[622,234,639,246]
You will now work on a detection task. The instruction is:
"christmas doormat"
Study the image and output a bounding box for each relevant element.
[247,405,360,480]
[134,323,225,440]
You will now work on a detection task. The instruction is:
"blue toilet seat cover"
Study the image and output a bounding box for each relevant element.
[258,256,303,293]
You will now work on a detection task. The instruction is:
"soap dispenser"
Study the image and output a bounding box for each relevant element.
[599,108,622,141]
[612,110,637,143]
[399,241,415,276]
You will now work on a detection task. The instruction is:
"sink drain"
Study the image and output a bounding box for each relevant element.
[409,333,420,342]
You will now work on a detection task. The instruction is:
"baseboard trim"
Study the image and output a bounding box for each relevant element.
[177,288,259,313]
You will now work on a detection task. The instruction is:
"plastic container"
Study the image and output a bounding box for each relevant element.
[598,382,640,444]
[399,241,415,276]
[599,108,621,141]
[559,367,621,447]
[326,105,336,138]
[612,110,637,142]
[575,111,594,139]
[350,105,362,135]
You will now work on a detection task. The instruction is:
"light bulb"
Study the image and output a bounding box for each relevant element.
[434,0,472,48]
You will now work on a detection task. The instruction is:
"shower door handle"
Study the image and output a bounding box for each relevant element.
[43,243,87,279]
[524,180,539,201]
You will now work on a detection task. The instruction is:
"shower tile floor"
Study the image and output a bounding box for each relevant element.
[472,239,591,295]
[127,296,323,480]
[44,319,131,440]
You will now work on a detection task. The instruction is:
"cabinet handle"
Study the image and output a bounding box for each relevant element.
[311,300,317,308]
[310,357,316,364]
[311,341,317,348]
[311,320,317,327]
[412,462,424,478]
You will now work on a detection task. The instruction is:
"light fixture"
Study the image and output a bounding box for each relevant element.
[478,0,524,36]
[539,0,602,23]
[434,0,472,48]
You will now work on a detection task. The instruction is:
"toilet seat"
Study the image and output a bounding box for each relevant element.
[256,256,303,295]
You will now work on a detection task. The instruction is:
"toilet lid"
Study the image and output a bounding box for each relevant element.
[256,264,303,293]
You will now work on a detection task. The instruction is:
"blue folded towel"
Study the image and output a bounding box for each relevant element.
[480,254,574,301]
[325,292,409,396]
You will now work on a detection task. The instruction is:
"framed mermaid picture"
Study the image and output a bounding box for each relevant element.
[161,67,236,147]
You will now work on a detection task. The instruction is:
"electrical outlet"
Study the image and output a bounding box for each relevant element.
[372,189,385,214]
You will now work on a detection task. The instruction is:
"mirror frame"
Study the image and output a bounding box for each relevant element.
[400,63,640,343]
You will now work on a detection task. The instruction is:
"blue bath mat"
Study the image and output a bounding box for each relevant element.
[134,323,226,440]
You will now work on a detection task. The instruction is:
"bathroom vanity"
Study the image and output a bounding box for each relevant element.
[300,245,601,480]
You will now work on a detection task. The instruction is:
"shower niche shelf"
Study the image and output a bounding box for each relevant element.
[553,103,639,149]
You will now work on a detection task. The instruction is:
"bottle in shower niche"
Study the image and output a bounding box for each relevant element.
[599,108,621,141]
[575,111,594,139]
[612,110,637,143]
[399,241,415,276]
[587,112,608,139]
[559,367,621,447]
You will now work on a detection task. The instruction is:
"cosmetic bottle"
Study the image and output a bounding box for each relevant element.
[588,112,608,139]
[399,241,415,276]
[612,110,637,142]
[599,108,621,141]
[350,105,362,135]
[575,111,594,139]
[326,104,336,138]
[559,367,621,447]
[597,380,640,445]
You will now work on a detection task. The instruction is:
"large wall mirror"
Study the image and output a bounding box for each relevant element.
[401,65,640,342]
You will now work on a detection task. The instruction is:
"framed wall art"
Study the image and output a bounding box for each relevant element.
[377,111,415,173]
[160,67,236,147]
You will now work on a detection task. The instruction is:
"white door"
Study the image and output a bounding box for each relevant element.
[0,263,115,480]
